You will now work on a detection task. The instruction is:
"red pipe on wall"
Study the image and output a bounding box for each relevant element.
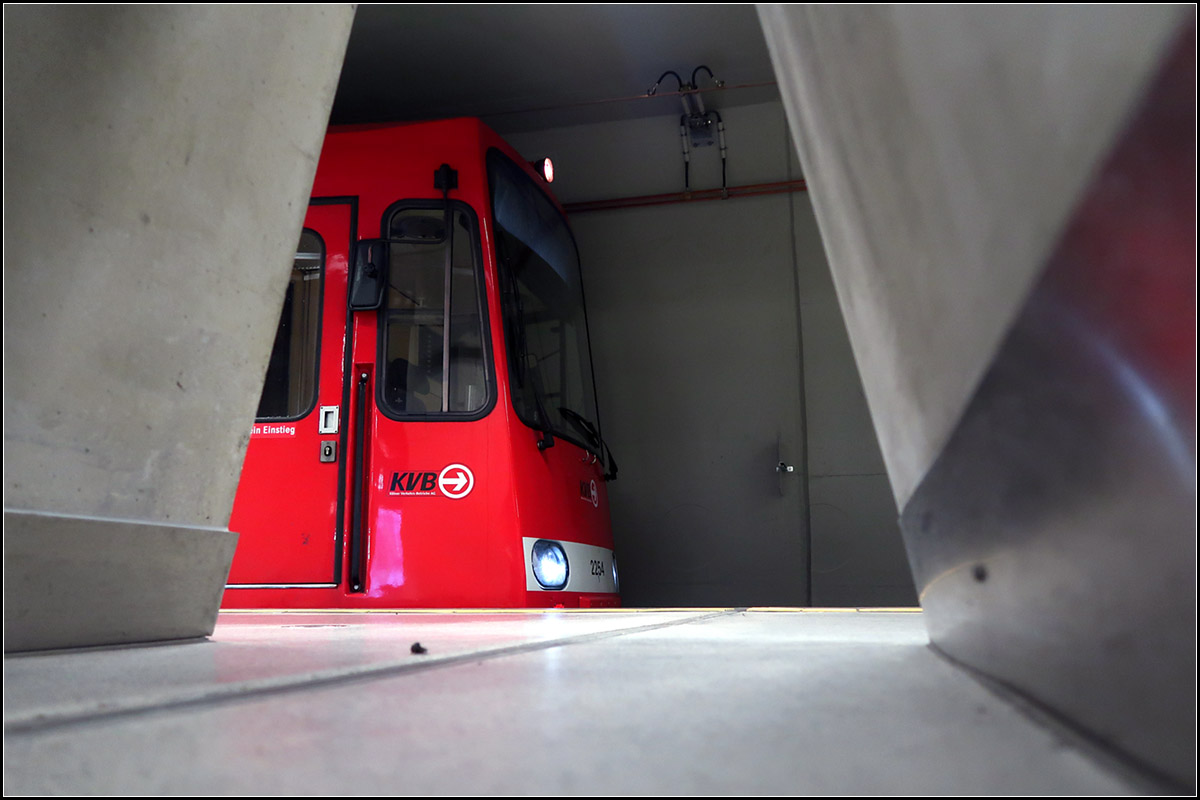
[564,179,808,214]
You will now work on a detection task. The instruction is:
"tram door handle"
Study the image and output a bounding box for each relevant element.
[775,435,795,497]
[319,404,339,462]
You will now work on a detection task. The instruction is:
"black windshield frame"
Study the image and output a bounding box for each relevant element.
[487,148,604,456]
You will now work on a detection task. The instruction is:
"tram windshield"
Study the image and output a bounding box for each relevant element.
[489,150,601,453]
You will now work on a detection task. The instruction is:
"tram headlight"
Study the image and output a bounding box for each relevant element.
[531,539,569,590]
[612,556,619,592]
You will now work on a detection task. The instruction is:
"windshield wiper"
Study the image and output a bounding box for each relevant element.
[558,407,600,448]
[559,406,618,481]
[525,357,555,451]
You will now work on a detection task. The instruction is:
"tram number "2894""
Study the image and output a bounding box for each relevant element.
[590,559,606,577]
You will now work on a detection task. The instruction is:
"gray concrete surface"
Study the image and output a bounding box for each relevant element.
[3,511,238,652]
[3,5,354,650]
[4,611,1150,795]
[757,4,1189,507]
[759,6,1196,788]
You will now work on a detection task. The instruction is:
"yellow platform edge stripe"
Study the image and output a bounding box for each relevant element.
[749,606,922,613]
[219,606,922,614]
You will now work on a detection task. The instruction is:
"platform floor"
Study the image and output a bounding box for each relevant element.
[4,609,1151,795]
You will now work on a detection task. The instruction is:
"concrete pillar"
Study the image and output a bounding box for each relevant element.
[758,4,1188,508]
[758,5,1195,789]
[4,5,355,651]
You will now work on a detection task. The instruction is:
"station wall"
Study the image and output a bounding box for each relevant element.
[506,102,916,607]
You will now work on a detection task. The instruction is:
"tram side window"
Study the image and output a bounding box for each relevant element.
[256,229,323,419]
[381,207,487,416]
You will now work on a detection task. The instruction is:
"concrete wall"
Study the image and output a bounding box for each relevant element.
[3,5,355,650]
[758,4,1195,787]
[758,4,1190,508]
[506,101,915,607]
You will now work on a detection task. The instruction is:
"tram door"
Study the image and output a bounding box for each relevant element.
[227,201,352,586]
[353,202,497,604]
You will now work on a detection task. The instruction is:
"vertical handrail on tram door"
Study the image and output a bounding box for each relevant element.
[434,163,457,414]
[348,369,369,592]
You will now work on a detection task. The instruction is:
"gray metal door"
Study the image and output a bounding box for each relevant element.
[574,197,807,607]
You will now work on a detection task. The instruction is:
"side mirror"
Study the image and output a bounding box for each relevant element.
[349,239,389,310]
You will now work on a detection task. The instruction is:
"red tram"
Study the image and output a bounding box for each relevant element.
[221,118,619,609]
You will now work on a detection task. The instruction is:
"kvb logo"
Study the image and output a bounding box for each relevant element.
[390,464,475,499]
[579,479,598,508]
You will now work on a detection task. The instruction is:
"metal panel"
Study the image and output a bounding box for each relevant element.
[577,196,809,606]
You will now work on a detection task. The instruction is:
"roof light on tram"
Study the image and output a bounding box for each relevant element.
[531,539,569,590]
[531,156,554,183]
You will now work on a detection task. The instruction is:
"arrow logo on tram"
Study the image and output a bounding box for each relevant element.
[437,464,475,499]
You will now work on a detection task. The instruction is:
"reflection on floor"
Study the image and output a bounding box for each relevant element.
[4,610,1149,794]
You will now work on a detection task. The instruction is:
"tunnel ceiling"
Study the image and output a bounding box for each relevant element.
[330,5,779,134]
